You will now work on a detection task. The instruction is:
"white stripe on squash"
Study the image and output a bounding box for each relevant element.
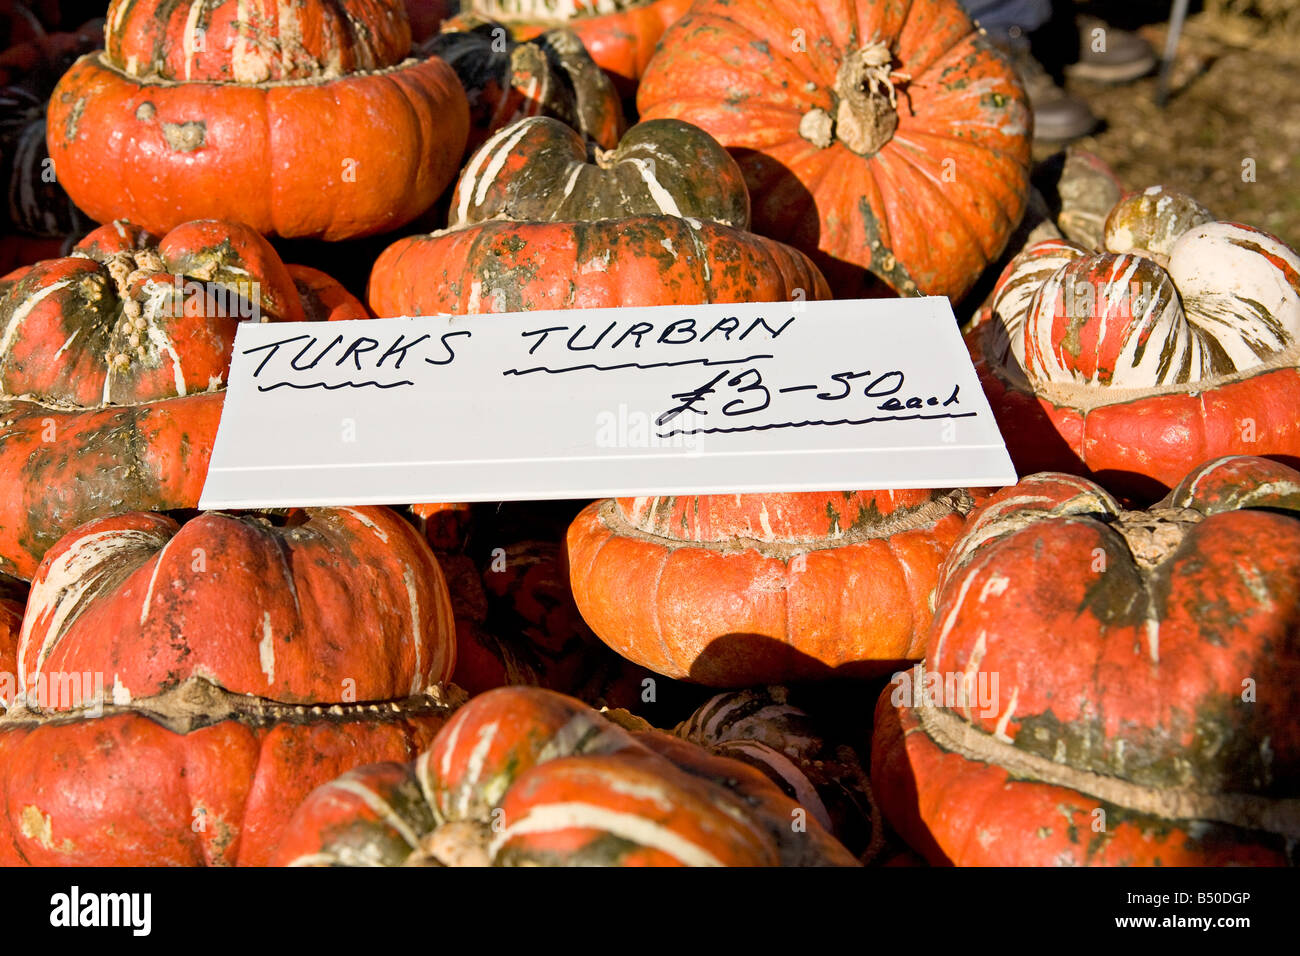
[259,611,275,684]
[1009,221,1300,389]
[138,532,178,624]
[143,310,188,397]
[182,0,206,81]
[458,721,500,818]
[324,777,423,849]
[625,157,682,217]
[19,527,168,680]
[53,328,81,359]
[339,507,388,541]
[438,714,465,788]
[403,563,423,693]
[0,278,74,364]
[493,802,728,867]
[715,739,831,832]
[458,120,538,225]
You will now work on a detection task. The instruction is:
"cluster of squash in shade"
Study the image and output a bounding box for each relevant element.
[0,0,1296,866]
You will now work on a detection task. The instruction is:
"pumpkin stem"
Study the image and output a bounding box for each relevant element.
[1112,507,1205,571]
[420,820,495,866]
[98,248,171,370]
[833,43,901,156]
[797,42,901,155]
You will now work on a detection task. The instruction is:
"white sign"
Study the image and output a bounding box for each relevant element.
[198,298,1014,508]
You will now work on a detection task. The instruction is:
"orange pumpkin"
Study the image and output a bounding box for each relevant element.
[369,116,829,314]
[0,219,364,578]
[969,188,1300,499]
[872,458,1300,865]
[0,506,458,865]
[46,0,469,239]
[285,265,372,321]
[567,490,978,686]
[637,0,1032,300]
[272,686,858,866]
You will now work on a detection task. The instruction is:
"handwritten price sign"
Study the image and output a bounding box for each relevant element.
[199,299,1014,508]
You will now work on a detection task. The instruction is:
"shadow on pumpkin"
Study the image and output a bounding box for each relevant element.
[272,180,461,304]
[686,631,918,689]
[1087,468,1175,507]
[272,231,408,304]
[870,700,954,866]
[729,148,900,302]
[984,387,1088,480]
[1094,453,1300,508]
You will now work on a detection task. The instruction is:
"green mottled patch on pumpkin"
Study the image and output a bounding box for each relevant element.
[1057,802,1081,845]
[1008,691,1281,797]
[498,234,528,255]
[494,831,647,867]
[1075,529,1146,628]
[824,501,841,536]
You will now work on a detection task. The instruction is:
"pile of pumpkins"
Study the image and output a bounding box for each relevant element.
[0,0,1295,866]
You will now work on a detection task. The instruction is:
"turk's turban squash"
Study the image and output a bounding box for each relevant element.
[368,115,829,315]
[872,457,1300,865]
[0,218,365,578]
[566,490,978,686]
[637,0,1032,300]
[676,686,880,858]
[46,0,469,239]
[969,186,1300,498]
[0,506,458,865]
[272,686,858,866]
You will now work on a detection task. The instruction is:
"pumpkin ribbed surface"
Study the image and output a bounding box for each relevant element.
[637,0,1031,299]
[970,186,1300,496]
[0,221,364,579]
[369,215,830,315]
[0,506,459,865]
[568,489,976,685]
[46,0,469,239]
[103,0,412,82]
[448,117,746,229]
[614,490,946,544]
[872,456,1300,865]
[272,686,858,866]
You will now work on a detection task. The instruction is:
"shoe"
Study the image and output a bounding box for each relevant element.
[992,30,1098,143]
[1065,16,1157,83]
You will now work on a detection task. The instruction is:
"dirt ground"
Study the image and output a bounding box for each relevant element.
[1045,2,1300,247]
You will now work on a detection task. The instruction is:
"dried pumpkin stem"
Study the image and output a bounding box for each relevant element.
[834,46,900,156]
[424,820,495,867]
[799,43,900,156]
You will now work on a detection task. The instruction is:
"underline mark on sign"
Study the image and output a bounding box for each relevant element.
[659,410,981,437]
[258,380,416,391]
[501,355,775,376]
